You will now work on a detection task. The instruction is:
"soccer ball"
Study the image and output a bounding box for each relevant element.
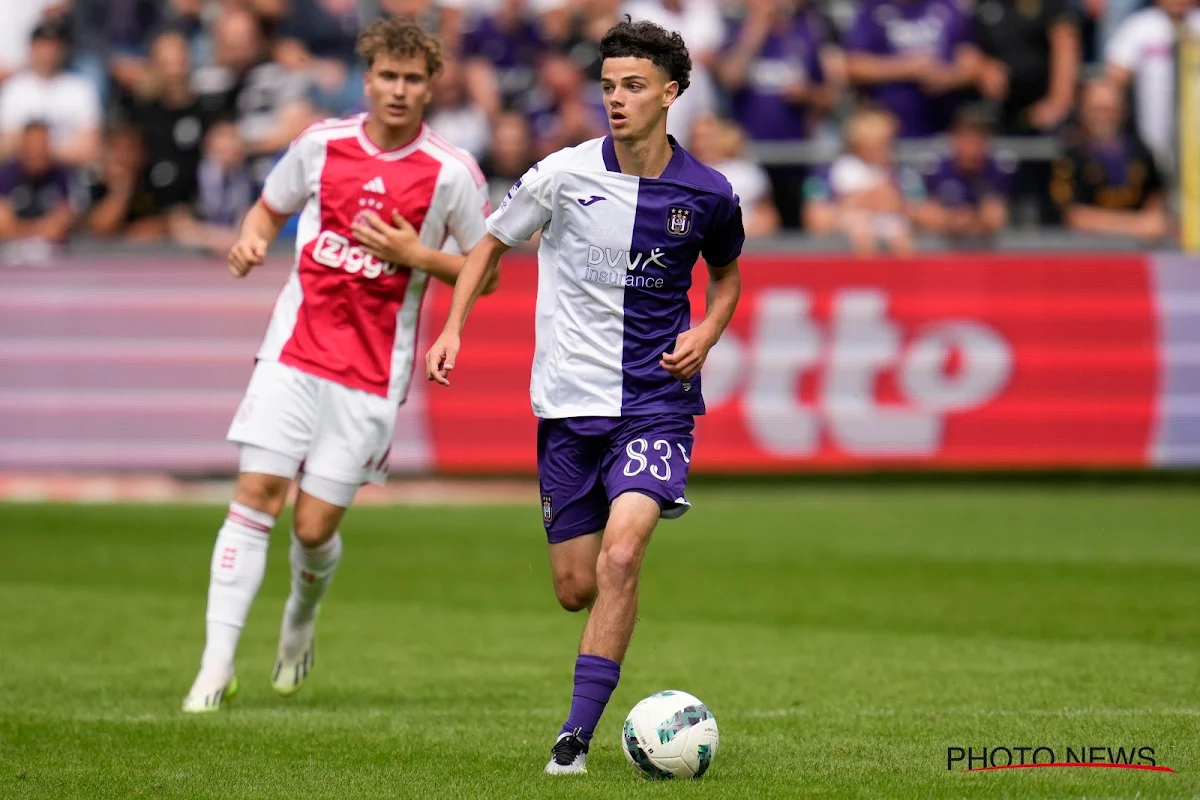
[621,690,719,779]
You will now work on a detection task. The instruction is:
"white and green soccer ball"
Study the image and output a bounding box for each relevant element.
[622,690,719,780]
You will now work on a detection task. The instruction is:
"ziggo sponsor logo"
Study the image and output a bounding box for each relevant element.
[311,231,401,279]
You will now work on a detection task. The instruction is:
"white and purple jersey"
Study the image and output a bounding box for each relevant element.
[486,135,744,420]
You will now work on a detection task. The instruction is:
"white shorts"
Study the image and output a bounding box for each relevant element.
[227,360,396,486]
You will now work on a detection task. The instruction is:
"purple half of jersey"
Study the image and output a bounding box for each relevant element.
[599,136,746,416]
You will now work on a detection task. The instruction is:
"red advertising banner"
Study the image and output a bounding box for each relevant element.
[423,253,1160,472]
[3,252,1187,475]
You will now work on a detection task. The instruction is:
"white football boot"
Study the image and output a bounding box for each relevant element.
[271,605,316,697]
[545,728,589,775]
[182,668,239,713]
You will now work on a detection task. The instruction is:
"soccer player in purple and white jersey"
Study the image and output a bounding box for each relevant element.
[425,17,744,776]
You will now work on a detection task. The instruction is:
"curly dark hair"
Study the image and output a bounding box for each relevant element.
[356,17,444,77]
[598,17,691,96]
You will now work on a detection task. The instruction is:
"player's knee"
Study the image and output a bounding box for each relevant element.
[599,542,643,588]
[292,515,338,548]
[554,574,597,612]
[234,474,289,516]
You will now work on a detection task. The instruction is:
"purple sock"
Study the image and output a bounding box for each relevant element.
[559,654,621,743]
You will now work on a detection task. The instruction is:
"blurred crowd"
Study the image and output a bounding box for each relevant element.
[0,0,1195,261]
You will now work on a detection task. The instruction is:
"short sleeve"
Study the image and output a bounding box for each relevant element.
[485,166,554,246]
[736,162,771,207]
[945,2,974,47]
[443,160,492,252]
[805,18,828,83]
[0,80,24,135]
[260,135,312,216]
[1105,16,1143,69]
[844,5,886,53]
[69,78,102,132]
[829,156,872,194]
[701,195,745,268]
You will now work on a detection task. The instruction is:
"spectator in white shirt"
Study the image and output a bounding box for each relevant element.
[690,114,781,237]
[0,21,102,168]
[803,108,917,255]
[427,60,492,161]
[1105,0,1200,172]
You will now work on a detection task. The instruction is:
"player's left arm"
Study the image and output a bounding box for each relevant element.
[662,194,747,379]
[662,193,746,381]
[661,259,741,381]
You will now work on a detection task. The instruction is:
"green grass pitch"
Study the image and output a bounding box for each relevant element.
[1,484,1198,798]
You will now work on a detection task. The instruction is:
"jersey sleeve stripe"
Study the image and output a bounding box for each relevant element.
[291,115,363,147]
[259,191,289,218]
[426,131,488,189]
[485,217,522,247]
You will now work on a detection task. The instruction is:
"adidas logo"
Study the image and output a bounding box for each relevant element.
[363,177,386,194]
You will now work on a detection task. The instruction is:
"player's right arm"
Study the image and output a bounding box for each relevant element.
[228,125,316,277]
[426,163,554,385]
[425,233,510,385]
[228,200,288,277]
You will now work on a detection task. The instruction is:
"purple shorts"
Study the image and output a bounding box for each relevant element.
[537,413,695,544]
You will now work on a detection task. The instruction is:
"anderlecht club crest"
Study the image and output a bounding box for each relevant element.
[666,206,692,236]
[542,494,553,524]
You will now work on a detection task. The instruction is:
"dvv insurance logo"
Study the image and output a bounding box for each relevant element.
[947,745,1175,773]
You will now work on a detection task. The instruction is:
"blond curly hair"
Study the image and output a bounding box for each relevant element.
[355,17,444,78]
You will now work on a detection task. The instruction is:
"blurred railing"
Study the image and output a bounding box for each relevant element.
[746,136,1063,166]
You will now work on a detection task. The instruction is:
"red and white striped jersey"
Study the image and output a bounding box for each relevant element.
[257,113,490,400]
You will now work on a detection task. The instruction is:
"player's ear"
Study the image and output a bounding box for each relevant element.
[663,80,679,109]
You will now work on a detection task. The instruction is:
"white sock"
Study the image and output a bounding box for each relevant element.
[200,502,273,675]
[281,531,342,646]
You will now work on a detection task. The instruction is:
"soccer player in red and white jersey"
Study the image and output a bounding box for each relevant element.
[182,18,493,713]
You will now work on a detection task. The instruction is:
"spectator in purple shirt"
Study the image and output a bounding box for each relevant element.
[845,0,981,138]
[0,121,78,255]
[717,0,836,140]
[717,0,837,228]
[522,52,608,159]
[912,106,1014,238]
[462,0,547,120]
